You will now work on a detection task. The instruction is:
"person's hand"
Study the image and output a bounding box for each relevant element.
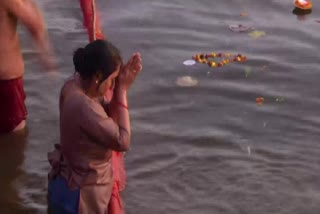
[117,53,142,91]
[40,53,61,80]
[38,41,58,72]
[40,50,58,72]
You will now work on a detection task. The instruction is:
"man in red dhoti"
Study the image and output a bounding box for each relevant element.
[0,0,56,134]
[78,1,126,213]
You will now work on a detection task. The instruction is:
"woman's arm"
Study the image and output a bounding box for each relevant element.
[107,85,131,142]
[80,97,130,152]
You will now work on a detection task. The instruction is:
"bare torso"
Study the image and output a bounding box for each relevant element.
[0,6,24,80]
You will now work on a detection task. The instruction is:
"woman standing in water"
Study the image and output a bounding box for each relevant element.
[77,1,128,213]
[47,39,142,213]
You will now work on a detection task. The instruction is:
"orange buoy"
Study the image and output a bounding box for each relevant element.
[294,0,312,10]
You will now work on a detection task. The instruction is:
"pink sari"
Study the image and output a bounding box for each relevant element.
[79,1,126,213]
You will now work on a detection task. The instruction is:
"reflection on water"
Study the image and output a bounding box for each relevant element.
[0,130,35,213]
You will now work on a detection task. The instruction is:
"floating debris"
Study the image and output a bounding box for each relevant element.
[294,0,312,10]
[261,65,268,71]
[256,97,264,106]
[263,122,267,127]
[248,31,266,39]
[247,146,251,155]
[183,59,196,66]
[229,24,251,32]
[275,97,285,102]
[240,12,248,17]
[244,66,252,78]
[176,76,199,87]
[292,6,312,18]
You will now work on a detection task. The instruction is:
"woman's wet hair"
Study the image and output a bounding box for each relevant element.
[73,39,123,83]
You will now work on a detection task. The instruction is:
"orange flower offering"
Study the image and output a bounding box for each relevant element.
[192,52,247,68]
[294,0,312,10]
[256,97,264,105]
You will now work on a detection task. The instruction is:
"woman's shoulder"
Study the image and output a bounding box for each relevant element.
[59,74,82,111]
[61,75,77,95]
[60,74,106,117]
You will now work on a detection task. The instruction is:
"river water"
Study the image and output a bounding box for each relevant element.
[0,0,320,213]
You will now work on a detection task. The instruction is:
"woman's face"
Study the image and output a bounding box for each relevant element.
[97,66,120,97]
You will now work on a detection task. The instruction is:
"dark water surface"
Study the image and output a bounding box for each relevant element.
[1,0,320,213]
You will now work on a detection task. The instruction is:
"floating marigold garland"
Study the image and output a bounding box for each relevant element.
[192,52,247,68]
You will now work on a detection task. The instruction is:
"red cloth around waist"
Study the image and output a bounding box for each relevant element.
[0,77,27,133]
